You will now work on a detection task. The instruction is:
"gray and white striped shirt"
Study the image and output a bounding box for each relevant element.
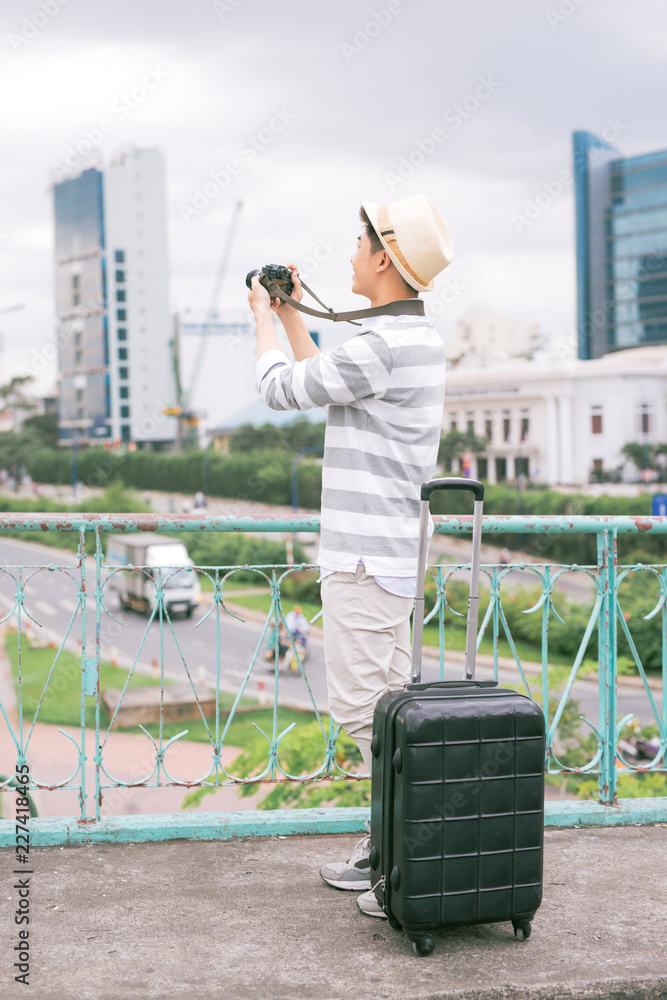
[257,310,446,578]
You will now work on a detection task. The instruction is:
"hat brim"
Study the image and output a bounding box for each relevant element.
[362,200,434,292]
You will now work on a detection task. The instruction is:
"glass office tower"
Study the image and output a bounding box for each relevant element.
[53,168,109,442]
[573,131,667,360]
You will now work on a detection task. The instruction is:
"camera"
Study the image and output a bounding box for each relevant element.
[245,264,294,298]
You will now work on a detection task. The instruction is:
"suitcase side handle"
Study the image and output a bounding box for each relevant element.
[411,478,484,684]
[421,477,484,503]
[406,680,497,691]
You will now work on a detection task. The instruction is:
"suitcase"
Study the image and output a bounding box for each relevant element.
[369,477,545,956]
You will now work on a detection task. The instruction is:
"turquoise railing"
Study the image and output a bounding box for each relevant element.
[0,512,665,845]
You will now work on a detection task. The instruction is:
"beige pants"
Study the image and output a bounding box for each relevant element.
[321,563,413,773]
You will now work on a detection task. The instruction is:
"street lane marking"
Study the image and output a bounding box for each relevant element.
[58,599,79,614]
[34,600,57,617]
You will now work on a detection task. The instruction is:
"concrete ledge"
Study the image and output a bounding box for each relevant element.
[0,827,665,999]
[1,798,667,847]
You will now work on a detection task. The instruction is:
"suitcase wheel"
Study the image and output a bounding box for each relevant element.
[513,920,532,942]
[410,934,435,957]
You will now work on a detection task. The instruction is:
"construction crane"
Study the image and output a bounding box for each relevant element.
[167,200,244,448]
[0,304,26,386]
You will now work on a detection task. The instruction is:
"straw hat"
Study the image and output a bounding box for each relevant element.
[362,194,454,292]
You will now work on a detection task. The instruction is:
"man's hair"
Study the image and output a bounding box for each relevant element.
[359,206,417,296]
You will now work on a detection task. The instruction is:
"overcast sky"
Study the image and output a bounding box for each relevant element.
[1,0,666,405]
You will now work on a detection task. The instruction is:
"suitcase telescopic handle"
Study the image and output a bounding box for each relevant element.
[411,478,484,684]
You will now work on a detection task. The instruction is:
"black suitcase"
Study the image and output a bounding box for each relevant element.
[369,478,545,956]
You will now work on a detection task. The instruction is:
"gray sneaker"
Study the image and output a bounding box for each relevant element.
[357,888,387,919]
[320,834,371,891]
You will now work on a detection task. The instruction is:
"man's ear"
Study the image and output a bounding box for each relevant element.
[375,251,392,274]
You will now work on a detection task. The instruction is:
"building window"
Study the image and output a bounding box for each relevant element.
[484,412,493,442]
[76,388,83,402]
[477,457,488,480]
[591,405,603,434]
[515,456,530,479]
[119,367,128,380]
[121,424,131,442]
[118,347,128,360]
[117,309,126,322]
[75,350,82,366]
[119,386,129,399]
[116,289,126,303]
[115,270,125,283]
[466,412,475,436]
[640,403,652,434]
[520,411,530,443]
[115,250,125,263]
[502,411,511,443]
[71,274,80,307]
[495,457,507,482]
[120,405,130,418]
[117,328,127,341]
[450,417,457,431]
[592,458,603,473]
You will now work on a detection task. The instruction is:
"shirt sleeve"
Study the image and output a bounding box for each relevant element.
[258,332,392,412]
[255,350,289,390]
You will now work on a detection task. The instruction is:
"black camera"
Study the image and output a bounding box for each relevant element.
[245,264,294,297]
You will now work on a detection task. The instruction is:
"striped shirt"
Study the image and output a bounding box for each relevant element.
[257,308,446,578]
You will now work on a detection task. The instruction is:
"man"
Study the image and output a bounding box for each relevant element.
[248,194,453,918]
[285,605,310,648]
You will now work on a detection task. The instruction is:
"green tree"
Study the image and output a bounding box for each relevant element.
[620,441,667,480]
[437,428,488,472]
[228,423,283,453]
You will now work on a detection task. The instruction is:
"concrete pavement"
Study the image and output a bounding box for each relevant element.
[0,825,665,999]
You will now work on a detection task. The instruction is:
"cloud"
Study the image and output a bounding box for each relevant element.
[0,0,665,414]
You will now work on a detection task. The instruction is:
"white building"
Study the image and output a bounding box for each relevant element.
[444,345,667,486]
[447,308,540,361]
[53,146,177,447]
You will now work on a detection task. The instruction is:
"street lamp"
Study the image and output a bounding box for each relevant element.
[71,432,79,501]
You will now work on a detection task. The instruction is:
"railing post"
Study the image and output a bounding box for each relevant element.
[597,528,618,805]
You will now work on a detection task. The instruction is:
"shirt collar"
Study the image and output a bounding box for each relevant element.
[355,298,425,331]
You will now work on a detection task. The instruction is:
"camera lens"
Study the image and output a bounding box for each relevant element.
[245,269,261,289]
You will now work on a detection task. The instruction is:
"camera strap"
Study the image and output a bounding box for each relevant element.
[265,278,425,326]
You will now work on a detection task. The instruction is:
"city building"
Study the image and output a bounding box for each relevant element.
[573,131,667,361]
[443,344,667,486]
[446,308,540,361]
[53,146,177,447]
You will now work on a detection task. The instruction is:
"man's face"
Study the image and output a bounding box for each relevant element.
[350,230,383,298]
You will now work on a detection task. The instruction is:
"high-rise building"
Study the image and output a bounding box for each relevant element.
[53,145,177,447]
[573,131,667,360]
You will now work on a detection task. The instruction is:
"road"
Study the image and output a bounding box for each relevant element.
[0,537,659,734]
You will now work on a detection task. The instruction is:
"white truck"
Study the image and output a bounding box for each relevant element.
[105,534,202,619]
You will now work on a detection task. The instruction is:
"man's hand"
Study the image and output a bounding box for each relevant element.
[247,275,273,318]
[270,263,304,317]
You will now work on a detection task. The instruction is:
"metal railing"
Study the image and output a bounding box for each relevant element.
[0,512,665,845]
